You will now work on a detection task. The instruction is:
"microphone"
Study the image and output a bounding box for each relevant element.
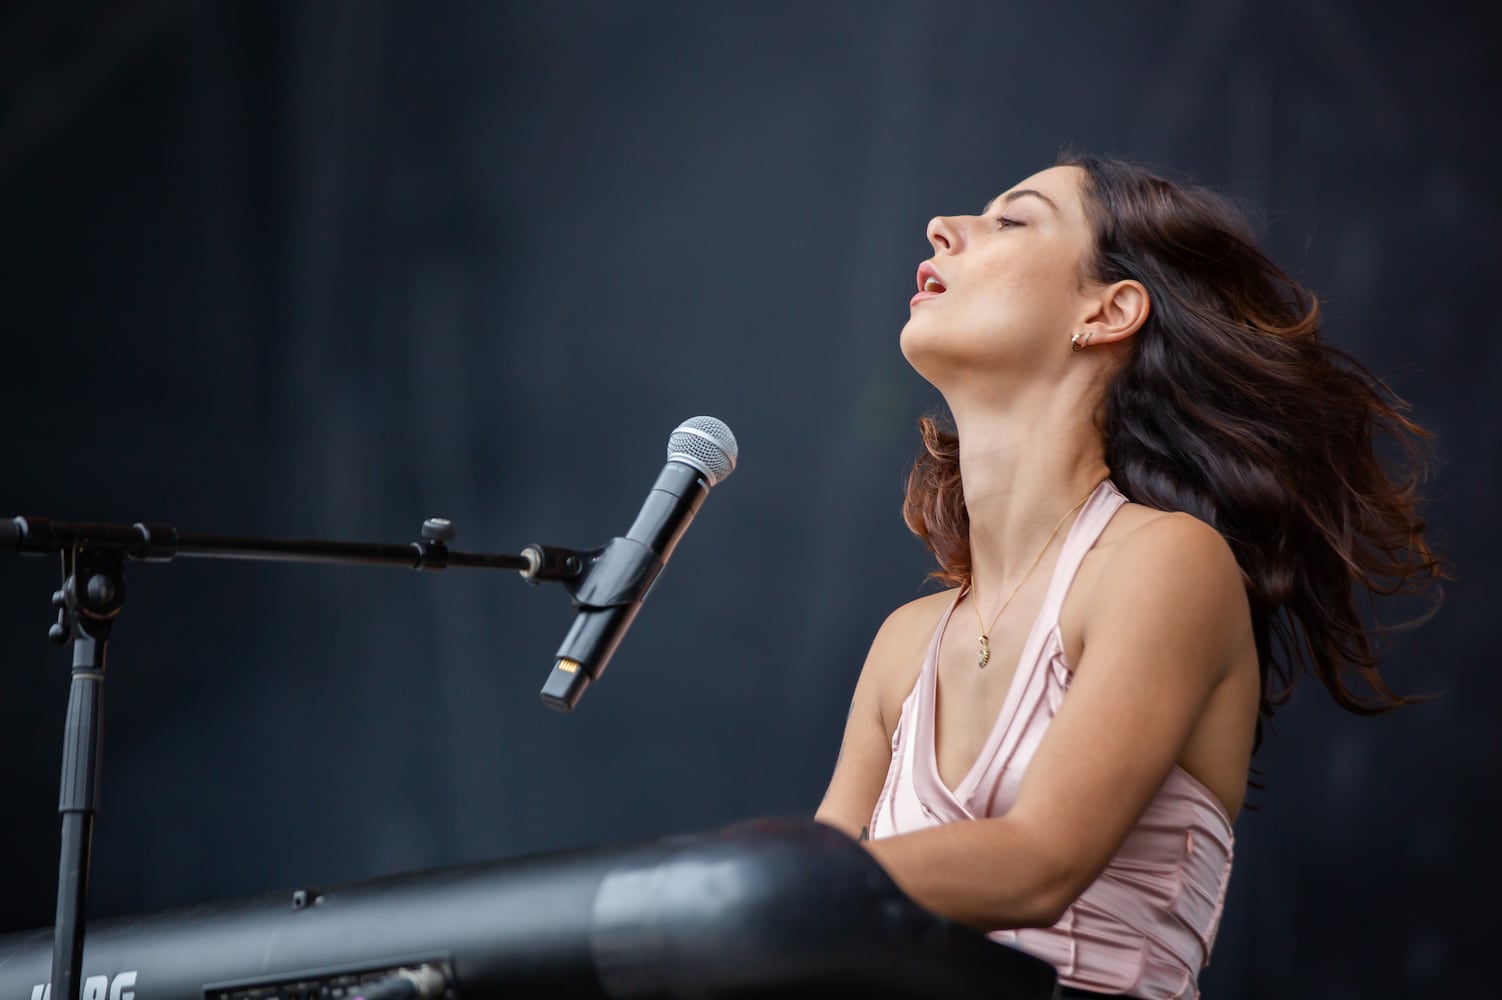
[539,416,738,712]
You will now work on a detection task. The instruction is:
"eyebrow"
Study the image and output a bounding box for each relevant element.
[981,189,1060,214]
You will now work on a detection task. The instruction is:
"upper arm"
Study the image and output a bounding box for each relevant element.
[1003,513,1248,910]
[814,598,933,839]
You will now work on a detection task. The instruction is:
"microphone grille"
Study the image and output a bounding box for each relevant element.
[666,416,738,487]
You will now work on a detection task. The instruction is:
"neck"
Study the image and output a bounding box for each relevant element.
[950,383,1111,604]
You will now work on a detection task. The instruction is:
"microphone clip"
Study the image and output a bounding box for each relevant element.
[566,537,663,609]
[522,538,663,610]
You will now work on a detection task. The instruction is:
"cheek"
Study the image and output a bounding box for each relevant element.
[989,260,1082,331]
[955,269,1050,337]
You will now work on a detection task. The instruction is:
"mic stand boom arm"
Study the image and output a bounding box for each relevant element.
[1,513,588,1000]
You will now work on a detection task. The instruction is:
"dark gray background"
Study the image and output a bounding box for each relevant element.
[1,2,1496,996]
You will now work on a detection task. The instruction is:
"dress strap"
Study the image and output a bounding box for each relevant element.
[974,479,1126,792]
[1031,479,1127,630]
[916,479,1126,811]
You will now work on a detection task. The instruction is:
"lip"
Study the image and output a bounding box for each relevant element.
[915,261,946,293]
[911,261,946,307]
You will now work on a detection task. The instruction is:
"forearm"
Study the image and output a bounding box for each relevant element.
[812,807,868,842]
[862,818,1072,931]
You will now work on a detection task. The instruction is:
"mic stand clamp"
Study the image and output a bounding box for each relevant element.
[518,543,588,585]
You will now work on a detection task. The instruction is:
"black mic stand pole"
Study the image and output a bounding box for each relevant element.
[46,541,121,1000]
[2,515,586,1000]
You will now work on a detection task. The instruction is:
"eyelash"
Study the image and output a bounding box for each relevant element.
[995,216,1021,229]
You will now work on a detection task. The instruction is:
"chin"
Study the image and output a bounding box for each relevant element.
[897,318,924,368]
[898,321,948,390]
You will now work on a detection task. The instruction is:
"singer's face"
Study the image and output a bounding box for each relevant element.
[900,165,1098,389]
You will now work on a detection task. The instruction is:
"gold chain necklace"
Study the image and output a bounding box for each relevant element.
[970,484,1098,668]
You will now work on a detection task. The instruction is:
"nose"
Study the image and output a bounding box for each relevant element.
[927,215,959,253]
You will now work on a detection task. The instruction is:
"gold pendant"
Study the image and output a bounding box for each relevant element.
[976,634,991,668]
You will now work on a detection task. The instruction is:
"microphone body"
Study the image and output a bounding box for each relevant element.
[540,417,736,711]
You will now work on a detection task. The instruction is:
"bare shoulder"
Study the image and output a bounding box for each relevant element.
[877,587,956,635]
[1105,506,1240,571]
[1083,506,1250,663]
[1117,509,1240,583]
[869,588,954,673]
[864,588,955,730]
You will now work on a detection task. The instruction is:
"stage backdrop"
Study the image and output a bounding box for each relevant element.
[1,2,1496,996]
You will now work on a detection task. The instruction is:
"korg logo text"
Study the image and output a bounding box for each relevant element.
[30,972,137,1000]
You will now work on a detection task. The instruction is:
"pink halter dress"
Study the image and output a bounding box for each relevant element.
[868,480,1234,999]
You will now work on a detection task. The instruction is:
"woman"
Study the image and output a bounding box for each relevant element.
[814,154,1441,999]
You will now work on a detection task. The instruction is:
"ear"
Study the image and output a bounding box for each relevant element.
[1079,280,1150,347]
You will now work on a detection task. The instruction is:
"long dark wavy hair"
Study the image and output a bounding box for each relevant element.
[902,153,1444,730]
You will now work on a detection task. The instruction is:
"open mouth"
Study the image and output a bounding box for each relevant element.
[916,263,946,295]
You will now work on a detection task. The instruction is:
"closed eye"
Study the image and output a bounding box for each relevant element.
[996,216,1022,229]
